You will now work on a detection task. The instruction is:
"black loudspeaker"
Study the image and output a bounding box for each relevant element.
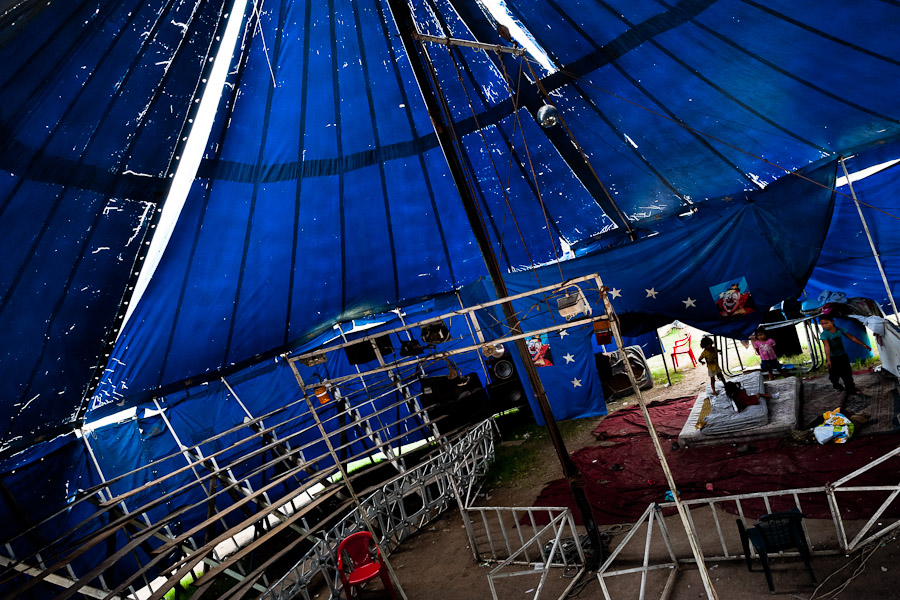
[488,356,516,382]
[595,352,613,398]
[344,335,393,365]
[604,346,654,399]
[419,375,489,431]
[486,355,526,410]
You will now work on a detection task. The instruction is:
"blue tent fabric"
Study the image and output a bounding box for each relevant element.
[87,0,900,417]
[3,0,900,595]
[506,159,838,340]
[806,143,900,311]
[0,0,232,452]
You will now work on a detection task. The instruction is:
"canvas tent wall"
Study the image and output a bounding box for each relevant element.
[806,139,900,313]
[3,0,900,597]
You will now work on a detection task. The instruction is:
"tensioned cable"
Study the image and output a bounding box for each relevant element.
[501,55,568,280]
[418,0,540,276]
[250,0,277,87]
[420,39,517,277]
[443,44,560,287]
[523,60,638,238]
[439,39,588,335]
[549,62,900,222]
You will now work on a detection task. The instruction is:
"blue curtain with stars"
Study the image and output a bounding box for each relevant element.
[507,159,838,344]
[499,281,607,425]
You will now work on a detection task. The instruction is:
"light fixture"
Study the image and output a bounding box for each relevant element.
[299,353,327,367]
[536,104,560,128]
[481,343,505,358]
[556,286,592,321]
[421,320,450,345]
[314,385,332,404]
[400,339,425,357]
[594,319,612,345]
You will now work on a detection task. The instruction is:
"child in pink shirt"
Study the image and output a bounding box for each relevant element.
[752,328,784,380]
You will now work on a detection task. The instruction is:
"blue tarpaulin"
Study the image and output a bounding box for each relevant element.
[89,0,899,423]
[2,0,900,593]
[0,0,233,452]
[806,140,900,311]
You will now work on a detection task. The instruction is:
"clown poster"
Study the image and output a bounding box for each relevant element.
[710,277,756,317]
[525,333,554,367]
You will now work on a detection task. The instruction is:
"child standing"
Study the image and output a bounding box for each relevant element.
[752,328,784,380]
[819,315,870,396]
[698,336,727,395]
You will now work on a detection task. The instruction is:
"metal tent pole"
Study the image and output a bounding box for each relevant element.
[840,157,900,321]
[385,0,604,566]
[601,289,719,600]
[286,365,409,600]
[656,331,672,386]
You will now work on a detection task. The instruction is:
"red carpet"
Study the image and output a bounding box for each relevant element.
[536,396,900,525]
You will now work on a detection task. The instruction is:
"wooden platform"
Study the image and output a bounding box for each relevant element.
[678,373,801,447]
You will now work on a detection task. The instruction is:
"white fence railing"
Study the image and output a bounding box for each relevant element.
[597,443,900,599]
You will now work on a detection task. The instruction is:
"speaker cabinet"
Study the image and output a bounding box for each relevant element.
[344,335,394,365]
[485,355,526,411]
[419,375,489,431]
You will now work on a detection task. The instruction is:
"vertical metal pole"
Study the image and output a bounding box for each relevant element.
[286,362,409,600]
[840,157,900,321]
[385,0,604,565]
[656,331,672,386]
[602,289,719,600]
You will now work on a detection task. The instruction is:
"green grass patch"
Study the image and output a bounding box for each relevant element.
[651,368,684,387]
[484,441,539,488]
[742,354,761,367]
[853,356,881,370]
[486,415,594,488]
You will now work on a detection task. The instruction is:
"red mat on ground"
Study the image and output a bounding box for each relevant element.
[537,396,900,525]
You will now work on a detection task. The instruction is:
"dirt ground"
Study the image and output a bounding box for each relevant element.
[376,357,900,600]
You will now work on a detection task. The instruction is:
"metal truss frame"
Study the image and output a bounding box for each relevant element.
[260,418,497,600]
[464,506,586,600]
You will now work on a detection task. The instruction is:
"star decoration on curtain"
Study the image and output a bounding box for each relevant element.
[571,378,582,388]
[563,353,575,363]
[609,288,621,299]
[683,297,696,308]
[559,329,569,338]
[645,288,659,299]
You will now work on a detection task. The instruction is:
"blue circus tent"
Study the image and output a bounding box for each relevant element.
[0,0,898,450]
[2,0,900,594]
[90,0,899,423]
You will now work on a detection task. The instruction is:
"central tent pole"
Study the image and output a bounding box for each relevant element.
[385,0,604,566]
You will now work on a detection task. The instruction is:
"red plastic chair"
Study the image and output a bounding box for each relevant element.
[670,333,697,371]
[337,531,397,600]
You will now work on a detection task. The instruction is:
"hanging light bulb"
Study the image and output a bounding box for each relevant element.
[536,104,560,128]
